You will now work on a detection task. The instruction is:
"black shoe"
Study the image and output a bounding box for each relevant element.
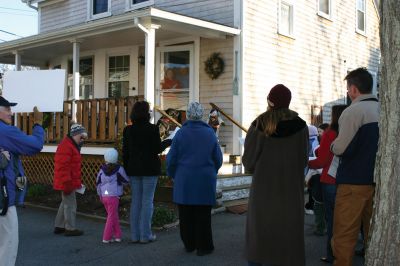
[64,229,84,236]
[320,257,333,263]
[185,247,195,253]
[54,227,65,234]
[355,248,365,257]
[196,249,214,256]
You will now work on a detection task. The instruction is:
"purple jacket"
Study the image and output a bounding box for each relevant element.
[96,164,129,197]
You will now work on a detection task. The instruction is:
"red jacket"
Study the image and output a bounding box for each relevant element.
[308,129,337,184]
[53,136,82,193]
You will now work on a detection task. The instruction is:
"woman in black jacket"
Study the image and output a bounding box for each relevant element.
[123,101,170,243]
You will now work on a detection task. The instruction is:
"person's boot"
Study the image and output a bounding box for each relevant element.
[313,202,326,236]
[64,229,84,236]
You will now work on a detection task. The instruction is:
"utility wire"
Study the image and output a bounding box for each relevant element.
[0,29,23,37]
[0,6,36,12]
[0,11,36,17]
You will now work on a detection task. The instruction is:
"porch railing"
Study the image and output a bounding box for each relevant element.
[16,96,143,144]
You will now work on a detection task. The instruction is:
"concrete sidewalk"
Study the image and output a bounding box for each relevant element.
[16,207,364,266]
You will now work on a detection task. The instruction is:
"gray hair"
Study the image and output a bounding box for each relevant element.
[186,102,204,121]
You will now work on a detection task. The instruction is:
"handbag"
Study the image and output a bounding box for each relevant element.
[328,155,340,178]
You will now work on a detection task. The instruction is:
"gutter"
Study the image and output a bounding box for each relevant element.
[21,0,38,11]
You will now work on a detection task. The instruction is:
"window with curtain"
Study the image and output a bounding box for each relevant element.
[279,1,294,37]
[93,0,108,15]
[108,56,130,98]
[356,0,366,33]
[318,0,331,17]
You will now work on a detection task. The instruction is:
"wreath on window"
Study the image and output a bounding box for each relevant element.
[204,53,225,80]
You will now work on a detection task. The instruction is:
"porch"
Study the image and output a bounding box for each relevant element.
[16,96,143,144]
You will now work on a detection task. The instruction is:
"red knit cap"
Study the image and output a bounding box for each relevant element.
[267,84,292,109]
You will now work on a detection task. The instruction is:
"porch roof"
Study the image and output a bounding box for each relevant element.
[0,7,240,66]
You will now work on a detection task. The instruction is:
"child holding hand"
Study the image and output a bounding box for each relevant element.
[96,148,129,243]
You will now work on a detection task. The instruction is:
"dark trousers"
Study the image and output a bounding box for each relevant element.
[321,183,337,261]
[178,204,214,252]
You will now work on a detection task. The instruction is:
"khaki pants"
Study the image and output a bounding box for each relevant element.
[55,191,77,230]
[0,206,18,266]
[332,184,374,266]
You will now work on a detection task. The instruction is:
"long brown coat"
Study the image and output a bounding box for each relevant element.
[243,114,308,266]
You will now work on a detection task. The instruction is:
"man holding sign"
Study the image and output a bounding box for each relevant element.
[0,96,44,266]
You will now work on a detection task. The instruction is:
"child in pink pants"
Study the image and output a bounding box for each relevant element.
[96,148,129,243]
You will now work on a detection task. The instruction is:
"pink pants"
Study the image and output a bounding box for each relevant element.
[101,196,122,241]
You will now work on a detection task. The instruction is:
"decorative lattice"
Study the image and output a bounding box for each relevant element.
[21,153,104,191]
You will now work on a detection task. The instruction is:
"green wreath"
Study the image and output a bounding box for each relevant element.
[204,52,225,80]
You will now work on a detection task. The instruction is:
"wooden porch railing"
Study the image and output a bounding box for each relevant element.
[16,96,143,144]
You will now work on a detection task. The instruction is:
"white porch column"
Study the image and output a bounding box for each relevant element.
[136,20,160,113]
[13,51,22,71]
[72,41,81,122]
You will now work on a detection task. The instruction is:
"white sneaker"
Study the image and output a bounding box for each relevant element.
[114,238,122,243]
[305,209,314,215]
[102,240,111,244]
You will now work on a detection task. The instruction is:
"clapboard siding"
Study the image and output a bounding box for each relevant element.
[242,0,380,127]
[154,0,234,26]
[200,37,234,153]
[39,0,233,33]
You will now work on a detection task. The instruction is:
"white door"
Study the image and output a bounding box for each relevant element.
[155,45,195,114]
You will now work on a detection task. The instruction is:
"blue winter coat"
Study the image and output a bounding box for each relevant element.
[0,121,44,206]
[167,120,223,205]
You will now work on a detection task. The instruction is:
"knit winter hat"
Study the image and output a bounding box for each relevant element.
[104,148,119,164]
[187,102,204,121]
[267,84,292,110]
[70,123,88,138]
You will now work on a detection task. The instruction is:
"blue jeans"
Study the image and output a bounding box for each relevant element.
[16,183,27,206]
[321,183,337,261]
[130,176,158,241]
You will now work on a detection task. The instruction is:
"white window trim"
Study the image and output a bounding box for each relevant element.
[355,0,367,36]
[87,0,112,21]
[317,0,333,21]
[125,0,154,11]
[278,0,295,39]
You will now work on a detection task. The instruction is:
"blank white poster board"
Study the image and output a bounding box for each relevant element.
[3,69,66,113]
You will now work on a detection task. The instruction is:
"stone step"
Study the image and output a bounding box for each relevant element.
[223,198,248,208]
[220,184,251,192]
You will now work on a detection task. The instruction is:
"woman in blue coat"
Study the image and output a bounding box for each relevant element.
[167,102,223,256]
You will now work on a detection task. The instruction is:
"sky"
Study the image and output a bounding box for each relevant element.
[0,0,38,43]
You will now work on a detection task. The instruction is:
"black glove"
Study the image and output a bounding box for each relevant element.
[160,139,173,151]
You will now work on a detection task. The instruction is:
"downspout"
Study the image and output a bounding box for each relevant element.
[21,0,38,11]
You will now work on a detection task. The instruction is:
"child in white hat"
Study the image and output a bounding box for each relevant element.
[96,148,129,243]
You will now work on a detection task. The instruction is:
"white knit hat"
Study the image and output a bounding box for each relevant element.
[104,148,119,164]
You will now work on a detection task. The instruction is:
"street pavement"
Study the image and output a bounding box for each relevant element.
[16,207,364,266]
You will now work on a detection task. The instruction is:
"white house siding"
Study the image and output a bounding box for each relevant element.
[154,0,234,27]
[242,0,380,128]
[39,0,233,33]
[199,37,234,153]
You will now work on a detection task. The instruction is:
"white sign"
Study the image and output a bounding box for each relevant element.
[3,69,66,113]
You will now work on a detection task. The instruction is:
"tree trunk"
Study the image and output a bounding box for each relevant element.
[365,1,400,265]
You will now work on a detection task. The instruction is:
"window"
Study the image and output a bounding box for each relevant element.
[127,0,154,10]
[108,56,130,98]
[278,1,294,37]
[318,0,331,18]
[89,0,110,20]
[67,58,94,100]
[356,0,366,34]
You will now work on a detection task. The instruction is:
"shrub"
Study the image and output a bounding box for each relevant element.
[27,184,47,198]
[152,205,176,227]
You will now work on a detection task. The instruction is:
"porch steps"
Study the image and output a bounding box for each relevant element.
[216,174,252,208]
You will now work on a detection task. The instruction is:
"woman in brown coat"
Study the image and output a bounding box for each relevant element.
[243,84,309,266]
